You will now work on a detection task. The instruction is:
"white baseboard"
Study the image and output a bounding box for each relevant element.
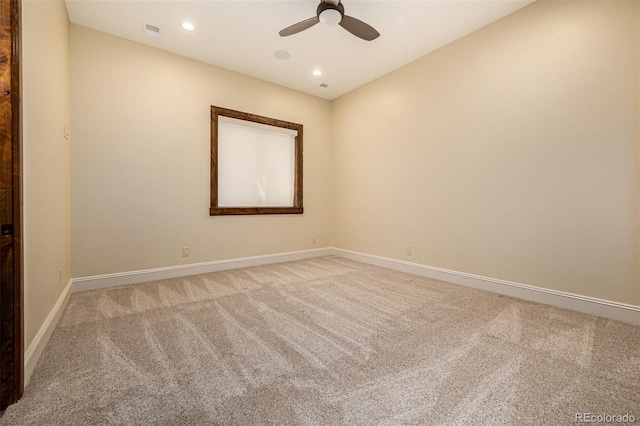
[72,248,333,292]
[331,248,640,326]
[70,246,640,326]
[24,279,73,384]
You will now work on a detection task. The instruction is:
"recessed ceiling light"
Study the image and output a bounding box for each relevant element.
[313,70,322,76]
[274,50,291,60]
[181,22,195,31]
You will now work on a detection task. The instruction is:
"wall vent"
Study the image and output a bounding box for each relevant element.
[145,23,160,38]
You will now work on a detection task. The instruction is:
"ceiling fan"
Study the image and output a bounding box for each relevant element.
[279,0,380,41]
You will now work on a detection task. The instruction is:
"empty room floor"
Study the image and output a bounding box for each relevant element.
[1,256,638,425]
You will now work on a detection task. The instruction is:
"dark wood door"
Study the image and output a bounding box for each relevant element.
[0,0,22,411]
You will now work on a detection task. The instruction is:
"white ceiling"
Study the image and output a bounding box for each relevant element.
[64,0,534,100]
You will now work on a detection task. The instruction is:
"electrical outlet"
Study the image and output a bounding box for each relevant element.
[182,247,190,257]
[405,246,412,256]
[312,236,317,245]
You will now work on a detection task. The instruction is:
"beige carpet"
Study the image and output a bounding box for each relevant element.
[1,256,638,425]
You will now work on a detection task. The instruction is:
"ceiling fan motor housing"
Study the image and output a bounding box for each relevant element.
[317,2,345,25]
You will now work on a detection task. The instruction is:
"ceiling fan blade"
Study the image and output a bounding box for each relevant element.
[279,16,320,37]
[339,15,380,41]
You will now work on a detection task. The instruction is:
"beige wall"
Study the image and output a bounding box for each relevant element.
[22,0,71,353]
[70,25,332,278]
[70,2,639,305]
[332,1,640,305]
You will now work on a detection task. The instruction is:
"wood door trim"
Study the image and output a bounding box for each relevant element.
[0,0,23,410]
